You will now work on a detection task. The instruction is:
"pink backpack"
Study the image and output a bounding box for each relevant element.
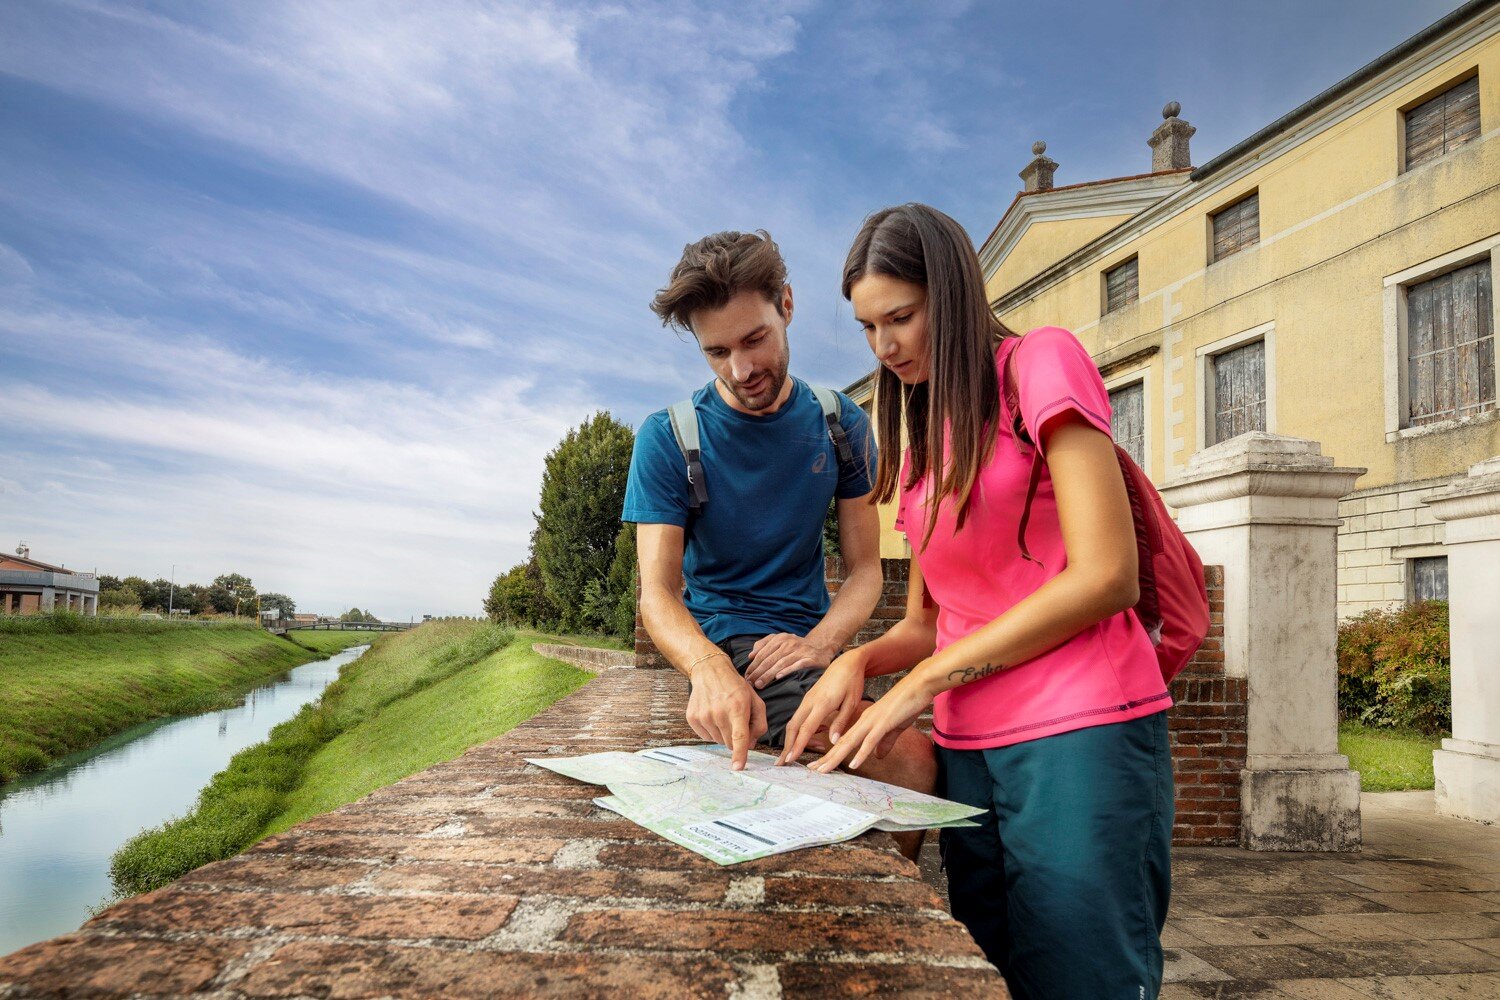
[1003,350,1209,684]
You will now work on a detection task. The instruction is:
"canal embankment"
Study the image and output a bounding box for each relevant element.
[0,614,373,784]
[109,622,595,897]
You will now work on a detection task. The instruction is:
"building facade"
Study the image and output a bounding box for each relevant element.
[0,550,100,615]
[848,1,1499,618]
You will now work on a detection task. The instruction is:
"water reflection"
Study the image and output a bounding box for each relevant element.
[0,644,366,956]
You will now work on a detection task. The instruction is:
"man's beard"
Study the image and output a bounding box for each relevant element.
[726,351,790,411]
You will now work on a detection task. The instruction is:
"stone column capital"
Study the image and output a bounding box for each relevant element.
[1159,433,1365,528]
[1423,456,1500,526]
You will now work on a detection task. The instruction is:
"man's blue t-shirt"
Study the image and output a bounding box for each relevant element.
[622,377,876,644]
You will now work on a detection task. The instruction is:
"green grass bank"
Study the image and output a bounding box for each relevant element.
[110,623,594,896]
[284,630,382,654]
[1339,721,1446,792]
[0,613,334,784]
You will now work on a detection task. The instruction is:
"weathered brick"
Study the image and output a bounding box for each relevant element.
[92,888,517,941]
[369,862,732,901]
[762,876,945,911]
[178,854,373,891]
[597,842,917,879]
[779,961,1007,998]
[248,831,566,865]
[0,933,250,995]
[562,909,985,958]
[238,940,740,999]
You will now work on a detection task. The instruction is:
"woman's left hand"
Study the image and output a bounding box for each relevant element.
[808,670,934,773]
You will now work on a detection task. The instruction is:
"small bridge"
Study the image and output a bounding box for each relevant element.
[267,620,414,636]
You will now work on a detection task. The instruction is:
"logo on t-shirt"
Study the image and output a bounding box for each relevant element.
[810,452,827,474]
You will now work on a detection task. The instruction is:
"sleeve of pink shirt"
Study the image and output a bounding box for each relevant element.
[1013,326,1114,454]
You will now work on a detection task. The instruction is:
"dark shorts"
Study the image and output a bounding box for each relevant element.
[938,711,1174,999]
[714,634,825,749]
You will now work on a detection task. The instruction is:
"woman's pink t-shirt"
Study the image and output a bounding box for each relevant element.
[895,326,1171,750]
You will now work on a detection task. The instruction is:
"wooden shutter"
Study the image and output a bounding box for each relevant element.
[1211,193,1260,262]
[1109,381,1145,467]
[1406,258,1494,426]
[1405,75,1480,170]
[1411,556,1449,602]
[1212,340,1266,444]
[1105,258,1139,313]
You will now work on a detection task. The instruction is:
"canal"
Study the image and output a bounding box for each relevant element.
[0,643,366,956]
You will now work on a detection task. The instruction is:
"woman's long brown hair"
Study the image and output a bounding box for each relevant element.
[842,204,1017,547]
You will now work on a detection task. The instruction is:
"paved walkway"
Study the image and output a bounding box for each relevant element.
[921,790,1499,998]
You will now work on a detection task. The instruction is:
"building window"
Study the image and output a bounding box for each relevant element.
[1404,74,1480,171]
[1104,258,1139,313]
[1405,258,1494,427]
[1211,192,1259,262]
[1410,556,1449,603]
[1209,339,1266,444]
[1109,381,1145,467]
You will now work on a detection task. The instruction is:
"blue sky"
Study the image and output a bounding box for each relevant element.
[0,0,1463,618]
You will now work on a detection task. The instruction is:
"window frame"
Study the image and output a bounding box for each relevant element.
[1398,69,1481,174]
[1102,255,1140,316]
[1195,321,1276,451]
[1207,190,1261,265]
[1383,235,1500,443]
[1103,367,1151,475]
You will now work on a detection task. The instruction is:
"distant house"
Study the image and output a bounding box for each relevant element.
[0,550,100,615]
[292,613,320,626]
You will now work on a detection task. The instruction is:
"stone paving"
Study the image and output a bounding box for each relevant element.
[920,790,1500,998]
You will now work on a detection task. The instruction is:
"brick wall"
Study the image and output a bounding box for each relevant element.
[531,642,634,671]
[1165,566,1245,846]
[636,560,1245,847]
[0,669,1007,998]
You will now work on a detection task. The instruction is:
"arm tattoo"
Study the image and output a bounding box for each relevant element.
[947,662,1004,685]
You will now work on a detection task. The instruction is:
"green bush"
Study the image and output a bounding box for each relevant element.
[1337,601,1450,734]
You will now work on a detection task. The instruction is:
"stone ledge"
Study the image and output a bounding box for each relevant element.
[531,642,634,671]
[0,669,1007,999]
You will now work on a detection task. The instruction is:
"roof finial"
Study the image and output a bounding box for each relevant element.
[1150,103,1194,170]
[1163,101,1182,120]
[1031,140,1047,156]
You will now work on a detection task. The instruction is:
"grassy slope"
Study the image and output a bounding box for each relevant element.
[1339,721,1446,792]
[0,617,321,783]
[110,621,591,895]
[265,637,593,834]
[284,630,383,654]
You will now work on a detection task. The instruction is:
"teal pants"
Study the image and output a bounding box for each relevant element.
[938,711,1173,1000]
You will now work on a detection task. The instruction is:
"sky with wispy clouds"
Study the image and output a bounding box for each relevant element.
[0,0,1462,619]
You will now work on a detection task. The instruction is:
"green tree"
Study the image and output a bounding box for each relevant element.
[340,607,374,623]
[532,411,635,630]
[209,573,256,615]
[605,522,638,642]
[258,592,296,619]
[484,560,556,628]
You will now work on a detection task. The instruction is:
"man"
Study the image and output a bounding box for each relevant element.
[623,230,936,859]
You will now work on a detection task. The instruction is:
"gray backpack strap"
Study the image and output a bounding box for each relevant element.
[666,399,709,511]
[811,386,854,468]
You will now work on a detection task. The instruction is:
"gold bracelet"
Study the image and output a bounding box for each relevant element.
[684,649,726,673]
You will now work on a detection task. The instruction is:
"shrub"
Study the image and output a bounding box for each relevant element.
[1337,601,1450,734]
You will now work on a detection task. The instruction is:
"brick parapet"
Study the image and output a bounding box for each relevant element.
[531,642,634,671]
[0,668,1007,998]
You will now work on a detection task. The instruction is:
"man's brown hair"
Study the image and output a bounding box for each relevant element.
[651,230,788,333]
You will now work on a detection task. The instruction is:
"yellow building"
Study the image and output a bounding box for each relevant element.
[848,0,1498,618]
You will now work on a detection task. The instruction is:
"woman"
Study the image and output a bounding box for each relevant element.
[779,203,1173,999]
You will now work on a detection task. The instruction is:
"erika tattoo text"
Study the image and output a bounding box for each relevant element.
[948,662,1004,684]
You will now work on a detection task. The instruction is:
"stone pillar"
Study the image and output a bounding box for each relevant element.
[40,587,56,612]
[1160,432,1366,851]
[1019,141,1058,193]
[1148,101,1196,170]
[1426,456,1500,824]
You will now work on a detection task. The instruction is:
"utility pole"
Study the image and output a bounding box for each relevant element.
[168,564,176,616]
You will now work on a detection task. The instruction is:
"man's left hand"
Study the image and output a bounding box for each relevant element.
[744,633,836,689]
